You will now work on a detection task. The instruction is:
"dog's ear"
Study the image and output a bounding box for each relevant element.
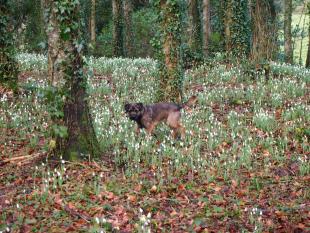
[124,102,130,112]
[137,103,144,110]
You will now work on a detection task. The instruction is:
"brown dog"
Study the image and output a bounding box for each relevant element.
[124,96,197,138]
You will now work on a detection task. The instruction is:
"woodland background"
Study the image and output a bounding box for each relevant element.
[0,0,309,232]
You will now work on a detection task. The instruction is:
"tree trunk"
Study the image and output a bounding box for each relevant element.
[202,0,211,56]
[90,0,96,49]
[224,0,233,54]
[157,0,183,103]
[124,0,133,57]
[112,0,124,57]
[223,0,250,59]
[45,0,63,86]
[284,0,293,64]
[0,0,19,93]
[250,0,278,62]
[55,0,100,160]
[188,0,203,54]
[306,3,310,68]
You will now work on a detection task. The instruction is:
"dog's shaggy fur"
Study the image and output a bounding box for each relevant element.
[124,96,197,138]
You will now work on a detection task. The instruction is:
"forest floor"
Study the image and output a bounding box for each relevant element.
[1,59,310,232]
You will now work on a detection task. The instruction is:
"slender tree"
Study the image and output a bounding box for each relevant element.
[0,0,19,93]
[90,0,96,49]
[54,0,100,160]
[124,0,133,57]
[250,0,278,62]
[188,0,203,54]
[112,0,124,57]
[284,0,293,63]
[202,0,211,56]
[155,0,183,103]
[306,3,310,68]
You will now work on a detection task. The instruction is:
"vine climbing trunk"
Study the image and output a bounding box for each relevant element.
[156,0,183,103]
[45,0,63,86]
[90,0,96,50]
[284,0,293,64]
[250,0,278,62]
[306,3,310,68]
[0,0,19,93]
[223,0,250,59]
[124,0,133,57]
[55,0,100,160]
[202,0,211,56]
[112,0,124,57]
[188,0,203,54]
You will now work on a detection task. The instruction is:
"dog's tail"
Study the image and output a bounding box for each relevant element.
[180,95,198,109]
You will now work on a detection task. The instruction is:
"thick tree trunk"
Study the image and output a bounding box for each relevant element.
[124,0,133,57]
[250,0,278,62]
[158,0,183,103]
[188,0,203,53]
[223,0,250,58]
[202,0,211,56]
[0,1,18,92]
[284,0,293,64]
[55,0,100,160]
[112,0,124,57]
[90,0,96,48]
[45,0,63,86]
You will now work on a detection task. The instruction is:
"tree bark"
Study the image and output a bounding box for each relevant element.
[55,0,100,160]
[157,0,183,103]
[123,0,133,57]
[202,0,211,56]
[250,0,278,62]
[0,0,19,93]
[188,0,203,54]
[90,0,96,48]
[284,0,293,64]
[45,0,63,86]
[306,3,310,68]
[112,0,124,57]
[224,0,233,54]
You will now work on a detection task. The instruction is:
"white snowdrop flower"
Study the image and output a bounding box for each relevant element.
[147,212,151,218]
[6,227,10,232]
[95,217,100,224]
[139,208,143,213]
[16,203,20,209]
[61,160,65,164]
[101,217,107,223]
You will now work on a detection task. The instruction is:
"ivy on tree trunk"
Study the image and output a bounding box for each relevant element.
[154,0,184,103]
[284,0,293,64]
[188,0,203,54]
[112,0,124,57]
[0,0,19,93]
[306,3,310,68]
[54,0,100,160]
[250,0,278,62]
[223,0,250,59]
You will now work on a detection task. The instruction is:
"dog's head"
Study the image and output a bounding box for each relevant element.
[124,102,144,121]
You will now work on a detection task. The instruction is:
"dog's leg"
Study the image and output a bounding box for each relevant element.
[135,126,141,135]
[167,112,185,139]
[146,123,156,135]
